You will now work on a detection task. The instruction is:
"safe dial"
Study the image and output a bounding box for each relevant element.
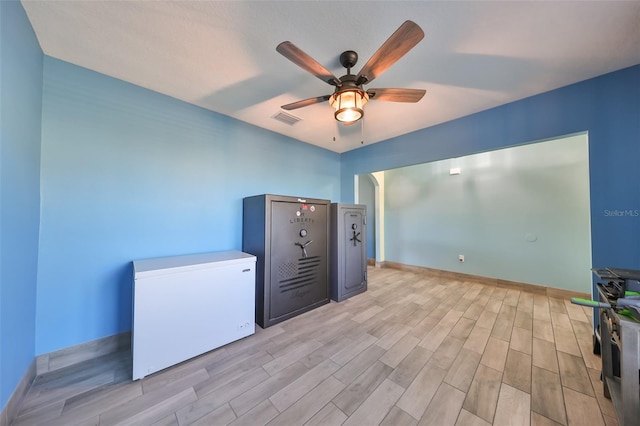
[299,229,308,237]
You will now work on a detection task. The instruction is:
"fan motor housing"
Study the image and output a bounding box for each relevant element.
[340,51,358,69]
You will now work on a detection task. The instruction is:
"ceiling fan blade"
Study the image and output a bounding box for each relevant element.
[277,41,340,86]
[356,21,424,85]
[367,88,426,103]
[281,95,331,111]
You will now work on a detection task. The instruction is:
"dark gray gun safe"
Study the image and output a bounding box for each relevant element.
[330,203,367,302]
[243,194,330,328]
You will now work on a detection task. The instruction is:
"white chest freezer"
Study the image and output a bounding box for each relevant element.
[132,250,256,380]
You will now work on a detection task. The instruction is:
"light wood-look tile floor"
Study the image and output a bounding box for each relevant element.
[13,267,616,425]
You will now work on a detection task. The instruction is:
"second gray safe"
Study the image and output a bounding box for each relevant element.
[330,203,367,302]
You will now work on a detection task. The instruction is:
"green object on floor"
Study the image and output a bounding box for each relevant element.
[570,297,610,308]
[618,309,637,320]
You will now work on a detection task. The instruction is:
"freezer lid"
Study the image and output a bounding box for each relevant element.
[133,250,256,278]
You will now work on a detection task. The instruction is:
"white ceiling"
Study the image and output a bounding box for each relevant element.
[21,1,640,153]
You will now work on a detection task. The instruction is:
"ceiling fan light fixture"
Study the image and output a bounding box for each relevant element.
[276,21,425,126]
[329,88,369,123]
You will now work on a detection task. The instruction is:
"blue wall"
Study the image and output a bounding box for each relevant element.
[341,65,640,273]
[0,0,43,410]
[36,57,341,354]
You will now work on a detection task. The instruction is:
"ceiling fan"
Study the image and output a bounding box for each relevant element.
[277,20,426,125]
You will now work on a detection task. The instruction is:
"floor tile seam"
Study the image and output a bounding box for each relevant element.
[289,378,347,423]
[506,345,534,358]
[531,355,564,377]
[330,352,387,387]
[531,337,560,364]
[494,381,533,415]
[482,378,516,424]
[502,303,520,310]
[411,380,465,425]
[227,365,298,416]
[141,367,211,395]
[566,313,591,323]
[10,399,64,424]
[475,378,510,425]
[18,372,117,418]
[165,412,179,424]
[322,402,349,423]
[171,389,218,426]
[266,338,324,361]
[500,377,532,397]
[328,377,374,415]
[265,326,324,346]
[55,399,130,426]
[443,369,479,394]
[530,409,567,426]
[553,346,583,359]
[385,374,411,396]
[517,305,535,314]
[195,365,267,400]
[556,344,592,359]
[60,380,143,419]
[225,399,243,422]
[510,324,534,336]
[488,330,513,344]
[566,321,594,342]
[267,372,336,414]
[473,320,495,333]
[556,357,595,381]
[550,321,576,332]
[99,386,197,425]
[395,389,431,423]
[560,384,606,424]
[559,379,597,400]
[203,351,274,378]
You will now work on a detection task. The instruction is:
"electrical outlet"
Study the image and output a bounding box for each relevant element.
[458,254,465,262]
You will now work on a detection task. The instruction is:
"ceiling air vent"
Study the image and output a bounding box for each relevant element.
[272,111,302,126]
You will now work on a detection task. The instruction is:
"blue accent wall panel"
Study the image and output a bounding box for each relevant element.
[342,65,640,275]
[0,0,42,410]
[36,57,340,354]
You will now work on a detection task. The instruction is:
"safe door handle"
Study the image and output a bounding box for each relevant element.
[295,240,313,258]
